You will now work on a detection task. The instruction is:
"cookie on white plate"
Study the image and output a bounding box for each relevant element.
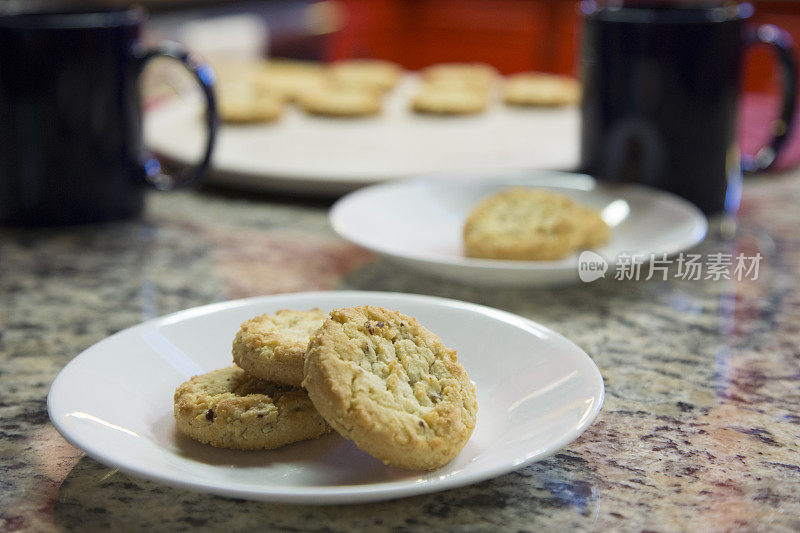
[463,187,608,260]
[503,72,580,107]
[215,82,285,124]
[298,86,382,117]
[232,309,327,386]
[174,366,330,450]
[422,62,498,91]
[411,87,488,115]
[303,306,477,471]
[328,59,402,92]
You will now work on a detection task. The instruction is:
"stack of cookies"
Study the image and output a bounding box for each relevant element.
[173,306,478,471]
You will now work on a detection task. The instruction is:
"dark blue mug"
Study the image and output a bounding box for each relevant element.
[579,1,798,214]
[0,5,217,226]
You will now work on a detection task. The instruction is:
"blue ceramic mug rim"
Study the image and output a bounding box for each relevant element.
[581,1,754,24]
[0,5,144,30]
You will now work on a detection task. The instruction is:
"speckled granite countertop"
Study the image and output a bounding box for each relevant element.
[2,173,800,532]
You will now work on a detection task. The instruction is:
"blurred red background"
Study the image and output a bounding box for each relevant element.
[325,0,800,94]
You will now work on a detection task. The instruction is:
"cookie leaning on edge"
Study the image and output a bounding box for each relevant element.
[303,306,477,471]
[233,309,327,386]
[173,366,330,450]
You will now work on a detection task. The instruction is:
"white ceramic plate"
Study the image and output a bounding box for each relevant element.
[48,291,603,504]
[144,77,579,196]
[330,171,708,286]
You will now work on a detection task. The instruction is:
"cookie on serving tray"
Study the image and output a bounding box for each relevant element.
[422,62,498,91]
[232,308,327,387]
[254,59,327,102]
[302,306,477,471]
[298,85,383,117]
[328,59,402,92]
[411,87,488,115]
[215,82,285,124]
[173,366,330,450]
[503,72,581,107]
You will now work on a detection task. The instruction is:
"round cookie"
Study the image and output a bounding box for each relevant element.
[217,87,285,124]
[329,59,401,92]
[261,59,323,78]
[503,72,580,107]
[209,60,261,87]
[463,187,585,260]
[299,86,382,117]
[173,366,330,450]
[214,80,286,123]
[233,309,327,386]
[411,87,487,115]
[422,76,491,94]
[422,62,497,91]
[254,60,327,102]
[303,306,477,471]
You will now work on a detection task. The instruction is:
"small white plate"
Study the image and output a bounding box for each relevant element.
[144,76,579,196]
[48,291,603,504]
[330,171,708,286]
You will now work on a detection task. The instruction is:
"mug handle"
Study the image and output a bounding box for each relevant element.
[134,42,218,190]
[742,24,798,173]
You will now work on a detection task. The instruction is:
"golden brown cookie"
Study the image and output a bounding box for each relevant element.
[463,187,608,260]
[254,59,327,102]
[209,60,261,87]
[503,72,581,107]
[173,366,330,450]
[411,87,487,115]
[303,306,477,471]
[298,86,382,117]
[232,309,327,386]
[421,76,491,95]
[328,59,402,92]
[216,82,285,124]
[422,62,498,91]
